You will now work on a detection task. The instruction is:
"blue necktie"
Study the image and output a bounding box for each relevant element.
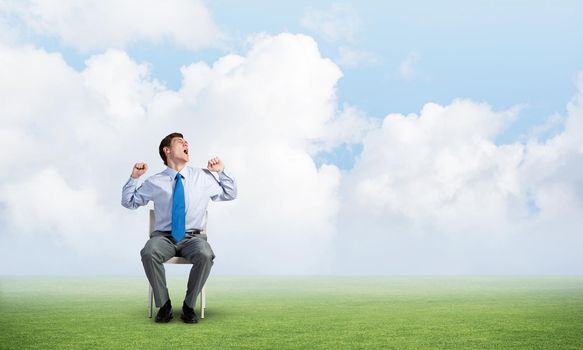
[172,173,185,242]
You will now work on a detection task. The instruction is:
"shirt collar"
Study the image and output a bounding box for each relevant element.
[163,166,188,180]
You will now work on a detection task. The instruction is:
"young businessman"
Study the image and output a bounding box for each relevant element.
[121,132,237,323]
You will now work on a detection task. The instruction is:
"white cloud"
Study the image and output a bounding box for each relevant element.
[313,105,379,152]
[0,166,149,274]
[0,33,346,275]
[398,52,419,80]
[300,3,360,42]
[0,168,103,250]
[527,112,565,141]
[0,44,83,129]
[335,79,583,274]
[519,72,583,221]
[82,49,166,126]
[1,0,223,51]
[344,100,523,234]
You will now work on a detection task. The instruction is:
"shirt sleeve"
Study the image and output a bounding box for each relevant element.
[121,177,154,209]
[208,169,237,202]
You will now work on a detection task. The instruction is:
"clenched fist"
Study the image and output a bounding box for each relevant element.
[131,163,148,179]
[207,157,225,172]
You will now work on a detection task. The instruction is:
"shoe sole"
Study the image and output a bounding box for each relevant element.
[155,313,174,323]
[180,313,198,324]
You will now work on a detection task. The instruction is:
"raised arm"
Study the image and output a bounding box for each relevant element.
[121,162,154,209]
[207,157,237,201]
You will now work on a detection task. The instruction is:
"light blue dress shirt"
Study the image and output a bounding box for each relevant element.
[121,166,237,231]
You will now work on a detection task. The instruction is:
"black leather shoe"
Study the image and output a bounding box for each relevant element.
[180,301,198,324]
[155,300,173,323]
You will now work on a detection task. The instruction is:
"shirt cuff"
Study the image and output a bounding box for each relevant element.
[126,176,138,185]
[218,168,232,179]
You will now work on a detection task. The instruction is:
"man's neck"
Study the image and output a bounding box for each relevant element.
[167,161,187,172]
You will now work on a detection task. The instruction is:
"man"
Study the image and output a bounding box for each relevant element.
[121,132,237,323]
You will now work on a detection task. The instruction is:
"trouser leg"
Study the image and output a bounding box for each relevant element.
[178,236,215,309]
[141,236,176,307]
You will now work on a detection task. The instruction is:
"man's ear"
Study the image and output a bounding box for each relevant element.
[164,146,170,154]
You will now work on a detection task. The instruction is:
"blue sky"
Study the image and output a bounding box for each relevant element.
[1,1,583,275]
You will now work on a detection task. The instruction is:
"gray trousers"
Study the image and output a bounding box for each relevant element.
[141,231,215,309]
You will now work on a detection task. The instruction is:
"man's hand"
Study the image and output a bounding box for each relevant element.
[131,163,148,179]
[207,157,225,172]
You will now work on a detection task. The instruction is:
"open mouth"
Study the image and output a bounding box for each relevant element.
[184,149,189,155]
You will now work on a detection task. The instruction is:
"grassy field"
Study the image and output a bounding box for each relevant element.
[1,276,582,349]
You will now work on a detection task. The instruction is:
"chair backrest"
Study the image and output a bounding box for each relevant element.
[148,209,208,236]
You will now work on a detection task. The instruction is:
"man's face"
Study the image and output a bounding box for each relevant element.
[167,137,189,164]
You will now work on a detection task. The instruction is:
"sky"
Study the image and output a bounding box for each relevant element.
[0,0,582,275]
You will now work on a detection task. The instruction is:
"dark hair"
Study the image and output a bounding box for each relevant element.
[159,132,184,165]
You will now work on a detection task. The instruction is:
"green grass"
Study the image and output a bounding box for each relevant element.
[1,276,583,349]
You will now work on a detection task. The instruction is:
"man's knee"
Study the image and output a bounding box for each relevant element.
[141,238,168,263]
[141,246,156,263]
[190,246,215,264]
[140,246,153,261]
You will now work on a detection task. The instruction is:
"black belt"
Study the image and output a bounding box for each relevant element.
[160,229,202,235]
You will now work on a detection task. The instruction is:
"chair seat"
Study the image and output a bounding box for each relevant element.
[165,257,190,264]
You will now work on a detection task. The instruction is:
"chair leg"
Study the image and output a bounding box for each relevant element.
[148,284,153,318]
[146,270,206,318]
[201,285,206,318]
